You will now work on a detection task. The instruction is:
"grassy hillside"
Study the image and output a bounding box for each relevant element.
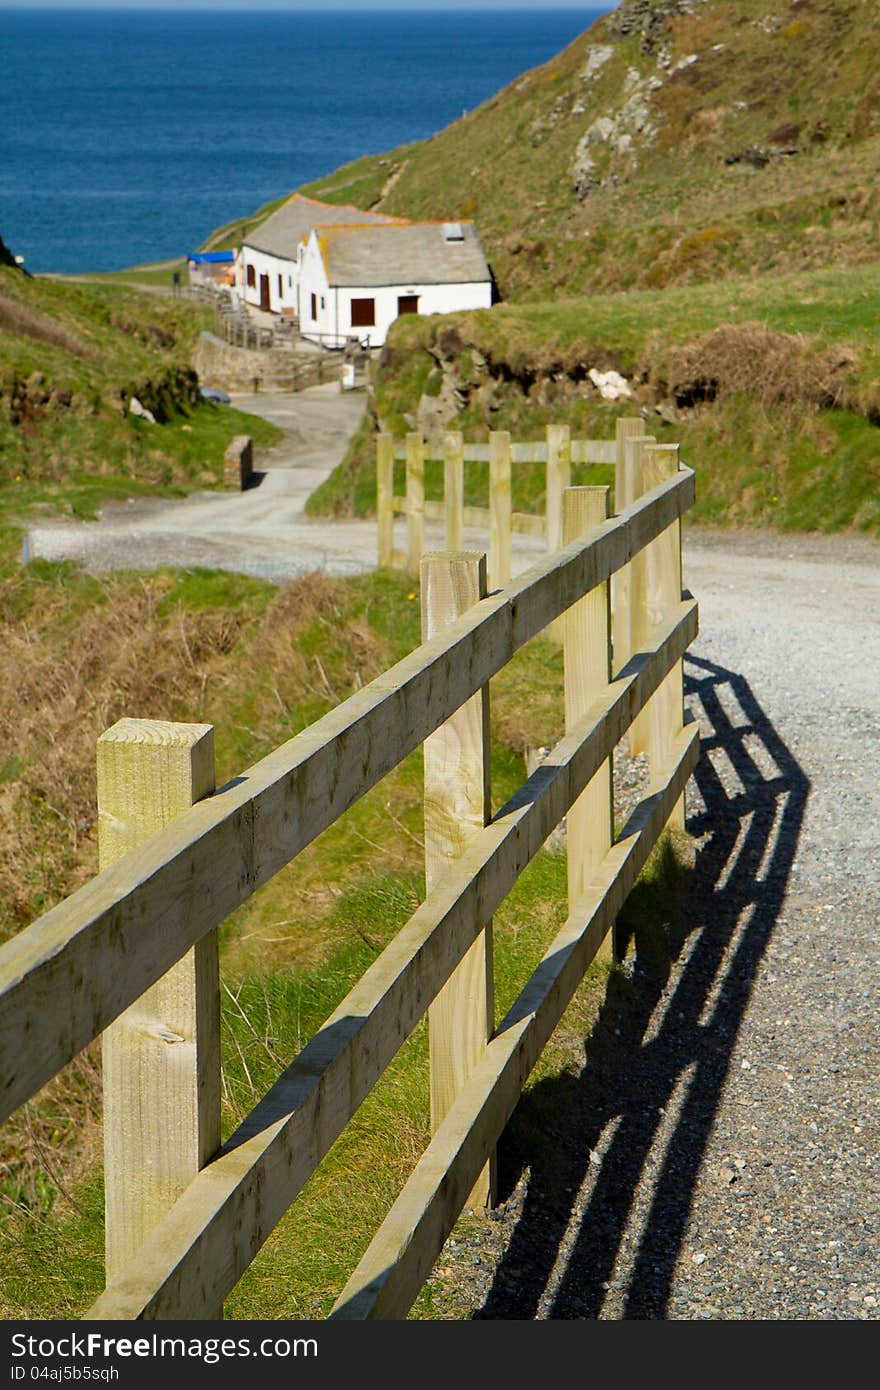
[0,265,282,532]
[260,0,874,539]
[298,0,880,300]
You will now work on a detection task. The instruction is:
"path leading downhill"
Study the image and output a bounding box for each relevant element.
[26,385,547,579]
[26,389,880,1319]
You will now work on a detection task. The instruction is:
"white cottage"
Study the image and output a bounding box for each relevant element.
[237,193,405,317]
[298,220,493,348]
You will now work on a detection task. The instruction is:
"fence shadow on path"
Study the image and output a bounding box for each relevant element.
[474,653,810,1320]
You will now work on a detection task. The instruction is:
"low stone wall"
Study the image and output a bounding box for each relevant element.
[193,332,341,393]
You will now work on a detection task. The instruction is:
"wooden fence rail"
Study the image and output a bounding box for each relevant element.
[0,432,697,1320]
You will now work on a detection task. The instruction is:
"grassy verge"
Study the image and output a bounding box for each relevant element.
[0,552,692,1319]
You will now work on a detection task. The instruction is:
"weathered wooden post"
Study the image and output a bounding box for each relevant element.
[376,432,394,569]
[639,443,686,829]
[406,433,425,578]
[563,487,615,963]
[97,718,220,1307]
[421,552,495,1207]
[443,431,464,553]
[488,430,512,589]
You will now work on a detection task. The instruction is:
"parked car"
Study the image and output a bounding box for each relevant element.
[200,386,230,405]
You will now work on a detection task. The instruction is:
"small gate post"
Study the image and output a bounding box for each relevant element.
[406,433,425,578]
[545,423,571,556]
[546,424,572,641]
[563,487,615,963]
[421,552,495,1208]
[98,718,221,1310]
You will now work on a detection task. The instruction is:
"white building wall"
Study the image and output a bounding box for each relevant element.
[298,237,334,342]
[239,246,298,315]
[298,236,492,348]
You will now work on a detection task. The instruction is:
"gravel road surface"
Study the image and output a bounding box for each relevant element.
[437,528,879,1321]
[25,390,879,1318]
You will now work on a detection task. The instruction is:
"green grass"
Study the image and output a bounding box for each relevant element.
[0,399,282,553]
[74,260,188,292]
[280,0,880,303]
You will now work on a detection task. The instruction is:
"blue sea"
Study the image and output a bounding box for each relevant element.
[0,7,606,274]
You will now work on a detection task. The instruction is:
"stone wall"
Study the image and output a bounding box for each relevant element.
[193,332,341,393]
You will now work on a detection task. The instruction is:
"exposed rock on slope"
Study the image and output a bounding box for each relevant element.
[301,0,880,298]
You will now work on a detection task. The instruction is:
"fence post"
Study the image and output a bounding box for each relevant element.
[443,431,464,553]
[546,423,571,556]
[97,719,220,1304]
[421,552,495,1208]
[488,430,512,589]
[625,435,658,754]
[406,433,425,578]
[546,424,571,641]
[611,418,648,678]
[376,433,394,568]
[563,487,615,963]
[612,432,655,685]
[638,443,686,829]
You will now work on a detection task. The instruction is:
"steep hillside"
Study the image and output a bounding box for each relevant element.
[298,0,880,298]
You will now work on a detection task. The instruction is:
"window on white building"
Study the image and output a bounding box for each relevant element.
[351,298,375,328]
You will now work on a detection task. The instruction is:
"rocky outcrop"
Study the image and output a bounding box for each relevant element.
[572,67,665,197]
[608,0,709,53]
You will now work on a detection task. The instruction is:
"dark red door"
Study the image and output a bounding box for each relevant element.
[260,274,271,312]
[397,295,419,316]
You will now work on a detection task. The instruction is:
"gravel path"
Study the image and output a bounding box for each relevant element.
[25,393,879,1317]
[434,529,879,1321]
[25,385,547,580]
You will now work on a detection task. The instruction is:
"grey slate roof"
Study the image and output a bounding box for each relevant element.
[315,221,491,287]
[244,194,404,259]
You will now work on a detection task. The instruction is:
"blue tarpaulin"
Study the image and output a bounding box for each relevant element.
[188,251,235,263]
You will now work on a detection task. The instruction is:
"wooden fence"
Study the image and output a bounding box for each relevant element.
[0,431,697,1319]
[377,422,629,586]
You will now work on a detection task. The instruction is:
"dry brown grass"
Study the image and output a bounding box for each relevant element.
[0,567,407,1217]
[646,321,856,412]
[0,292,95,362]
[0,579,242,934]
